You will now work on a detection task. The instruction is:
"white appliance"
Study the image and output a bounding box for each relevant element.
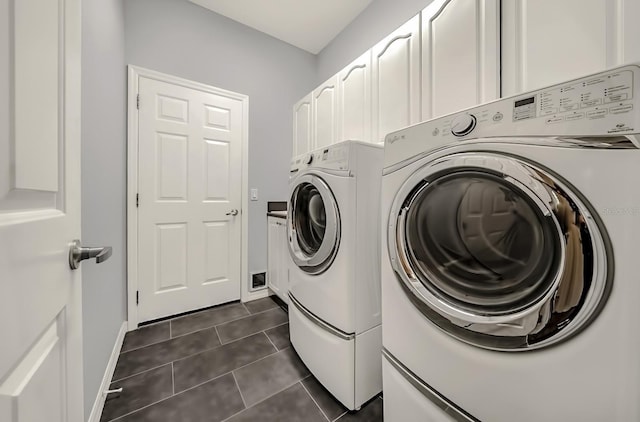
[287,140,384,410]
[381,64,640,421]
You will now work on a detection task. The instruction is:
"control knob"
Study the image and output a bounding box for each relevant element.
[450,114,477,137]
[305,154,313,165]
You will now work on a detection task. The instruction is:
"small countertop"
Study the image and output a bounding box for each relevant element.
[267,210,287,219]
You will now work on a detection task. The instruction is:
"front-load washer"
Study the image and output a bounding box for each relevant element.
[381,63,640,421]
[287,140,383,410]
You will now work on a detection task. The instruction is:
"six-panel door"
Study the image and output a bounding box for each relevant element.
[137,76,244,323]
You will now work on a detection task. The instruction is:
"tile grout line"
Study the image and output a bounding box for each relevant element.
[123,303,280,355]
[113,331,282,384]
[214,325,222,346]
[299,378,332,422]
[110,340,309,421]
[263,329,279,350]
[171,361,175,395]
[172,305,281,340]
[332,410,349,422]
[218,320,289,346]
[172,340,283,396]
[220,377,313,422]
[231,371,248,409]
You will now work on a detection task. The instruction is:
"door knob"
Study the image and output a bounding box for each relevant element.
[226,209,239,216]
[69,240,113,270]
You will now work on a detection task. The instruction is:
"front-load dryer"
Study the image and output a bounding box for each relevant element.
[287,140,383,410]
[381,63,640,421]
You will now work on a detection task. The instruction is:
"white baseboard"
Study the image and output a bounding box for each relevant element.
[88,321,127,422]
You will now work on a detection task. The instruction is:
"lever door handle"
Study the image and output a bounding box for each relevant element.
[69,240,113,270]
[226,209,239,216]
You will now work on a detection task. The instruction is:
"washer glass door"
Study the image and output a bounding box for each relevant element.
[289,174,340,274]
[390,152,611,351]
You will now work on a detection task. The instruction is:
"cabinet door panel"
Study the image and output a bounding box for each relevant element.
[313,75,339,149]
[293,93,312,157]
[338,51,372,143]
[422,0,499,120]
[267,217,280,296]
[501,0,630,96]
[372,16,420,143]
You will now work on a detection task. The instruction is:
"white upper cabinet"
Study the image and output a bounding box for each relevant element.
[312,75,339,150]
[293,92,312,157]
[421,0,500,120]
[372,15,421,143]
[502,0,640,97]
[338,51,372,143]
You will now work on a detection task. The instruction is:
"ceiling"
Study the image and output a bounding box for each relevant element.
[188,0,374,54]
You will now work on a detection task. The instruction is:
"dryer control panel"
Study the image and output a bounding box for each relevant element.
[290,142,350,173]
[384,63,640,166]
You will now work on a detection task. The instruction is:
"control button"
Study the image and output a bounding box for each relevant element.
[541,108,558,116]
[610,104,633,114]
[545,116,564,124]
[450,114,477,137]
[587,109,608,119]
[432,127,440,136]
[492,112,503,122]
[566,113,585,121]
[605,93,628,103]
[581,98,603,108]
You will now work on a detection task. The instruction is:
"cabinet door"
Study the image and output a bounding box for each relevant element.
[371,15,421,143]
[277,220,290,303]
[338,51,372,143]
[501,0,640,96]
[421,0,499,120]
[293,93,312,157]
[267,217,281,296]
[312,75,339,150]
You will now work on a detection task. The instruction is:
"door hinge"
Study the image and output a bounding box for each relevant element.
[136,193,139,208]
[136,291,139,305]
[136,94,140,109]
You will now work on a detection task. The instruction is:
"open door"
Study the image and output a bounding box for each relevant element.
[0,0,85,420]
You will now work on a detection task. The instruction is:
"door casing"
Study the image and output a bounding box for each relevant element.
[126,66,250,330]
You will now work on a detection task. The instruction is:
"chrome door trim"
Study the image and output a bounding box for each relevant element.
[288,293,355,341]
[382,349,480,422]
[383,136,637,176]
[388,151,612,351]
[288,173,341,275]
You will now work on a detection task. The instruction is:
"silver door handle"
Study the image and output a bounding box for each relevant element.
[69,240,113,270]
[226,209,239,216]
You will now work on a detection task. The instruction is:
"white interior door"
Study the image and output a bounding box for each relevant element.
[421,0,500,120]
[136,75,245,323]
[0,0,83,421]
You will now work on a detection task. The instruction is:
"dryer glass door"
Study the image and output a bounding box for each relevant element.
[389,152,611,351]
[403,170,560,315]
[289,174,340,274]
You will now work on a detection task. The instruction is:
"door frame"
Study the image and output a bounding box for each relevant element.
[126,65,249,330]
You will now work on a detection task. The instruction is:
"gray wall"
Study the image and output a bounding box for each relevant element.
[316,0,435,84]
[124,0,317,284]
[81,0,127,419]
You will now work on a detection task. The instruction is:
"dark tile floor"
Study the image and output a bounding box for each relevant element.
[101,296,383,422]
